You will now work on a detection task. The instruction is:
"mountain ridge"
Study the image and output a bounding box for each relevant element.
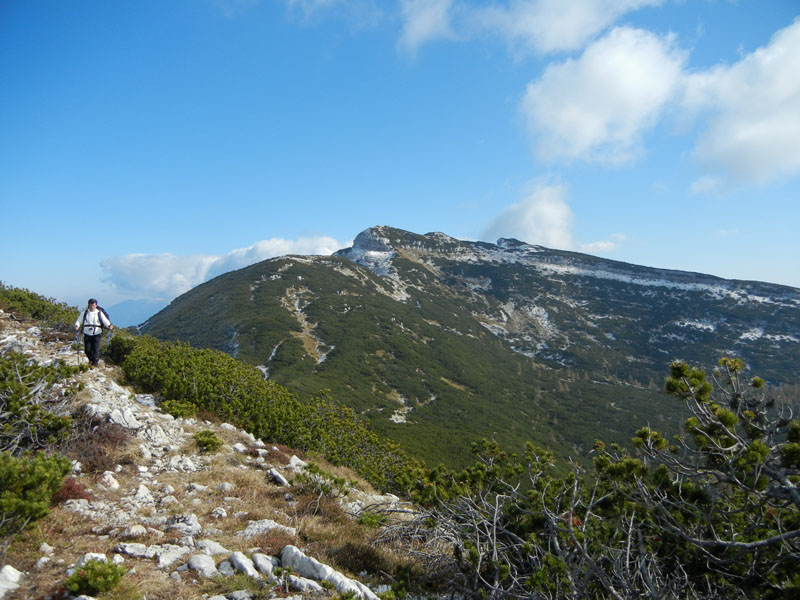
[140,225,800,467]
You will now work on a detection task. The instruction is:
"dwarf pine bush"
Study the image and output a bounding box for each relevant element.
[0,451,71,558]
[0,352,79,454]
[64,559,126,595]
[0,283,76,329]
[110,334,423,492]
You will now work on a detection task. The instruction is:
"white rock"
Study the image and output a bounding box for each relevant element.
[165,513,202,536]
[140,423,171,446]
[109,407,142,429]
[154,544,191,568]
[281,545,378,600]
[236,519,296,538]
[288,455,307,471]
[132,483,155,504]
[0,565,23,599]
[232,442,248,454]
[40,543,54,555]
[35,557,51,570]
[122,524,148,538]
[220,423,237,431]
[159,495,179,506]
[218,560,236,576]
[187,482,208,493]
[251,553,276,577]
[210,507,227,520]
[216,482,235,493]
[196,539,230,556]
[113,543,155,558]
[229,551,260,579]
[187,554,219,579]
[75,552,108,567]
[288,574,325,594]
[100,471,120,490]
[269,468,290,487]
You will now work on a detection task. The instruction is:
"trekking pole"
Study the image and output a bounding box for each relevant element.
[75,328,80,366]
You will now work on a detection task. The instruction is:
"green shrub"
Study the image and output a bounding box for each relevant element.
[0,282,76,329]
[357,511,387,528]
[115,335,423,493]
[161,399,197,418]
[0,352,80,453]
[64,559,126,595]
[194,430,223,453]
[0,451,71,543]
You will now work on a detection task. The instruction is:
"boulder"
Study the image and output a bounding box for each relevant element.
[165,513,202,536]
[229,551,260,579]
[0,565,23,599]
[236,519,296,538]
[251,553,277,577]
[187,554,219,579]
[132,483,155,505]
[196,539,230,556]
[281,545,378,600]
[268,468,290,487]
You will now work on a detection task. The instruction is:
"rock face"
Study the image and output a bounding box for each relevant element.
[0,313,407,599]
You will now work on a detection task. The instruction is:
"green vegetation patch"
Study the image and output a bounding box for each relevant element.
[0,282,77,329]
[110,334,423,492]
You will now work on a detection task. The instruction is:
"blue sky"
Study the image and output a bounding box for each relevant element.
[2,0,799,312]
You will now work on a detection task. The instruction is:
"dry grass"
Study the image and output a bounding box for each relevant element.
[59,417,139,475]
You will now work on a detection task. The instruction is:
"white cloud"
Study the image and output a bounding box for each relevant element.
[398,0,455,55]
[483,183,625,253]
[482,183,575,248]
[520,26,686,163]
[689,175,722,194]
[285,0,340,17]
[101,235,345,301]
[470,0,662,55]
[580,233,626,254]
[683,18,800,184]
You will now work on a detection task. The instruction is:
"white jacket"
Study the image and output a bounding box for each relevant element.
[75,308,111,336]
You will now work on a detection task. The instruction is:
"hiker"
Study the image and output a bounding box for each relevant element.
[74,298,113,367]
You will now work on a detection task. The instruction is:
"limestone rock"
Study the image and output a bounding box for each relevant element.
[288,574,325,594]
[251,553,277,578]
[0,565,23,599]
[100,471,120,490]
[196,539,230,556]
[154,544,191,569]
[187,554,219,579]
[281,545,378,600]
[132,483,155,504]
[229,551,260,579]
[236,519,296,538]
[109,406,142,429]
[269,468,290,487]
[165,513,202,536]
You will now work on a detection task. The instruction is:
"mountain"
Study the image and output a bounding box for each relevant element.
[107,298,168,328]
[140,226,800,467]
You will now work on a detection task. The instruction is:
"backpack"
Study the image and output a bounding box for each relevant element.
[81,306,112,332]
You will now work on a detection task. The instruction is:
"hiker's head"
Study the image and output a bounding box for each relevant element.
[88,298,98,309]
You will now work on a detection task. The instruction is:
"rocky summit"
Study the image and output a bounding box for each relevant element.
[0,311,413,600]
[140,226,800,467]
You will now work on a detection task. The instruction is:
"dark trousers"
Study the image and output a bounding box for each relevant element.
[83,333,102,366]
